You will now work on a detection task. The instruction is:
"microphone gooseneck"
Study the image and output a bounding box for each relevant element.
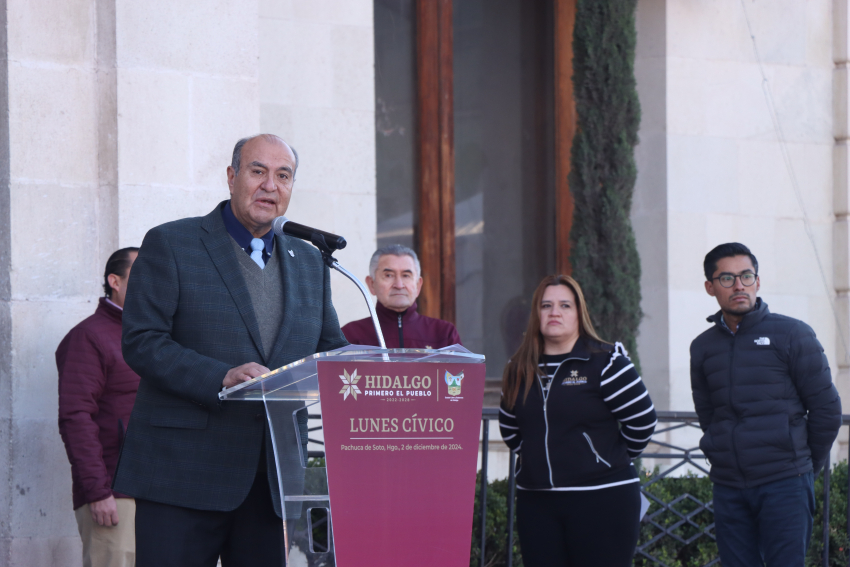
[271,217,384,349]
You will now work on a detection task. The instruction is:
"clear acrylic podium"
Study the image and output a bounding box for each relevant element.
[219,345,485,567]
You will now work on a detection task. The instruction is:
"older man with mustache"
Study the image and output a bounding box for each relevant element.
[341,244,461,349]
[114,134,348,567]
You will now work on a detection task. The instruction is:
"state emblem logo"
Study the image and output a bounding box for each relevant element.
[339,369,361,400]
[445,370,464,396]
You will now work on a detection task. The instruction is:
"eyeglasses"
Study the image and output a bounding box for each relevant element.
[711,272,757,288]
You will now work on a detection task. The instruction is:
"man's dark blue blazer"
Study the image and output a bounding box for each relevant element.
[113,201,348,516]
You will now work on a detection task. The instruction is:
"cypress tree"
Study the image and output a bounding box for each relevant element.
[569,0,642,367]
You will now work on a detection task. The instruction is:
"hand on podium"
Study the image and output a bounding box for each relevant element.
[223,362,270,389]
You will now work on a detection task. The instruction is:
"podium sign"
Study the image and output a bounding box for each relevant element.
[218,347,485,566]
[318,360,485,567]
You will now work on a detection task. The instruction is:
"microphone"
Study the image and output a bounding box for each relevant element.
[272,216,347,251]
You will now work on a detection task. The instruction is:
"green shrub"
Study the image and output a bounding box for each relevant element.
[469,471,522,567]
[634,470,717,566]
[807,460,849,566]
[469,462,849,567]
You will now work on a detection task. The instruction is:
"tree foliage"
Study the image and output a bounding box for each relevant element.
[569,0,643,366]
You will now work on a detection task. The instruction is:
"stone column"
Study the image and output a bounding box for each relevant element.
[0,0,262,563]
[0,2,11,560]
[633,0,670,411]
[0,0,115,562]
[834,0,850,459]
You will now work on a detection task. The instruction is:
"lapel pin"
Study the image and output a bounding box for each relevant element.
[288,250,295,257]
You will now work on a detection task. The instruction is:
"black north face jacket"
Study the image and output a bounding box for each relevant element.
[690,298,841,489]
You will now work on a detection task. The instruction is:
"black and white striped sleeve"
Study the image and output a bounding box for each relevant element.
[499,394,522,452]
[599,343,656,459]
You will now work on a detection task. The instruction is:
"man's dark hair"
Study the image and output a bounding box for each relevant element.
[103,247,139,297]
[703,243,759,281]
[231,134,299,177]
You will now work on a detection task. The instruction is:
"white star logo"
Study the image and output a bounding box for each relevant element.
[339,369,361,401]
[571,370,578,378]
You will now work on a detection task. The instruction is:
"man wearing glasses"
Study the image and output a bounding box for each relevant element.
[690,242,841,567]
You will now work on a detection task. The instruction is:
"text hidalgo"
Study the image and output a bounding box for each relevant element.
[363,375,433,397]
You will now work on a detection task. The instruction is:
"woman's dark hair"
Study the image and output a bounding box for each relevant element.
[501,275,609,410]
[103,247,139,297]
[703,243,758,281]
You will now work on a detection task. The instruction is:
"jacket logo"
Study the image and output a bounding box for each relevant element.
[562,370,587,386]
[754,337,771,346]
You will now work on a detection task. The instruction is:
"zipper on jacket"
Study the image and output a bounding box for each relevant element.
[398,314,404,348]
[582,432,612,467]
[728,331,747,485]
[534,354,589,488]
[536,373,555,487]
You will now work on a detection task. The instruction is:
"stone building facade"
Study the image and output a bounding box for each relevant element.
[0,0,376,562]
[634,0,849,462]
[0,0,847,563]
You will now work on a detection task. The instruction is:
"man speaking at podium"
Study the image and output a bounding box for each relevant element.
[114,134,348,567]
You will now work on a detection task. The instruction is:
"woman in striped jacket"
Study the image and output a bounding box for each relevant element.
[499,274,656,567]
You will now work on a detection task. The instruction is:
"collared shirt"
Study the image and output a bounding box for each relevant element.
[718,299,760,335]
[105,297,123,311]
[221,201,274,263]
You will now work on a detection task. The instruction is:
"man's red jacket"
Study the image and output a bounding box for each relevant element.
[341,301,461,349]
[56,297,140,510]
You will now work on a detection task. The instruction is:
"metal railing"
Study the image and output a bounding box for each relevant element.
[632,412,717,567]
[307,411,850,567]
[477,409,850,567]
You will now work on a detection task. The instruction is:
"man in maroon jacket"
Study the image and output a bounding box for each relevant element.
[57,247,139,567]
[342,244,461,348]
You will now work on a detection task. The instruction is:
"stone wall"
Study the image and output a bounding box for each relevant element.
[0,0,376,563]
[3,0,113,562]
[115,0,261,247]
[259,0,377,326]
[634,0,841,464]
[833,0,850,457]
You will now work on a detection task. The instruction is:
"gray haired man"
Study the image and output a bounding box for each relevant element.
[341,244,461,348]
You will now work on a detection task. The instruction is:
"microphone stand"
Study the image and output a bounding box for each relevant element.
[310,233,387,350]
